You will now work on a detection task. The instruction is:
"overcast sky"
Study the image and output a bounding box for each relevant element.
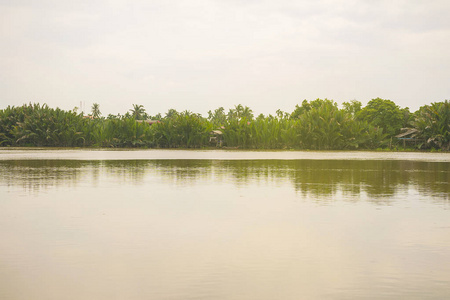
[1,0,449,116]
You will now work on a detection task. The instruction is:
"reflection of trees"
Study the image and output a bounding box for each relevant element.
[0,160,90,193]
[102,160,148,183]
[0,160,214,192]
[0,160,448,203]
[220,160,449,201]
[150,160,212,185]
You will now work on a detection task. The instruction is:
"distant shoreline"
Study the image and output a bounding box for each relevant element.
[1,148,449,162]
[0,146,447,152]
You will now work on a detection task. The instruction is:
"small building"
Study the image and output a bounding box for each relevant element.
[209,130,223,147]
[395,128,420,147]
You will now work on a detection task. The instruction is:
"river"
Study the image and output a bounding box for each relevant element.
[0,149,449,299]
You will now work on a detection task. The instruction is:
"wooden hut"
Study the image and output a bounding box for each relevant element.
[395,128,420,147]
[209,130,223,147]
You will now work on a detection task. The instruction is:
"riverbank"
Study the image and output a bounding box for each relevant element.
[1,148,449,162]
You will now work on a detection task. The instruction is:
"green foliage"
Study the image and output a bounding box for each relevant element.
[165,108,179,119]
[401,107,412,128]
[414,100,450,151]
[0,103,86,147]
[250,117,296,149]
[222,118,252,148]
[357,98,403,137]
[152,111,211,148]
[208,107,227,126]
[291,100,311,119]
[0,99,447,151]
[294,100,356,149]
[227,104,254,121]
[86,118,153,148]
[219,99,384,150]
[91,103,101,119]
[130,104,146,120]
[342,100,362,116]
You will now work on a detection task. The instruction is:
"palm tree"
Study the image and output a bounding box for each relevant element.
[228,104,253,121]
[165,108,179,119]
[241,106,254,120]
[130,104,146,120]
[413,100,450,150]
[208,107,227,126]
[91,103,101,118]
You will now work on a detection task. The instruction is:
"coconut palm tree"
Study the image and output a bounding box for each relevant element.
[91,103,101,118]
[130,104,146,120]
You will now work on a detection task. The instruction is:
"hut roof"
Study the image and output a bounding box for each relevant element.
[395,128,418,138]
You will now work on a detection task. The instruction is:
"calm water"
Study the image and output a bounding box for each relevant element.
[0,150,449,299]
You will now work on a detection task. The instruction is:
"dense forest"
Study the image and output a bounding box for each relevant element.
[0,98,448,151]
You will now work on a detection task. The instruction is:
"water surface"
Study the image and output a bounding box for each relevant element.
[0,150,449,299]
[1,148,449,162]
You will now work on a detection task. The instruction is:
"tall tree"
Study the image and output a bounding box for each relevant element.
[413,100,450,150]
[241,106,254,120]
[357,98,403,137]
[165,108,179,119]
[91,103,101,118]
[130,104,146,120]
[342,100,362,116]
[228,104,253,121]
[208,107,227,126]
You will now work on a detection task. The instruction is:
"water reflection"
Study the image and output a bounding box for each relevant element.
[1,158,450,300]
[1,159,448,203]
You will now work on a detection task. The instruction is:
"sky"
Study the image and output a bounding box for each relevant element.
[1,0,450,117]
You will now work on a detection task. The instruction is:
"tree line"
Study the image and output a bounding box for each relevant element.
[0,98,448,150]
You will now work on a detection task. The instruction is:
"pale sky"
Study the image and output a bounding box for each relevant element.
[1,0,450,117]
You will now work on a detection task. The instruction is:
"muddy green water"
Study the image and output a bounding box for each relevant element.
[0,150,449,299]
